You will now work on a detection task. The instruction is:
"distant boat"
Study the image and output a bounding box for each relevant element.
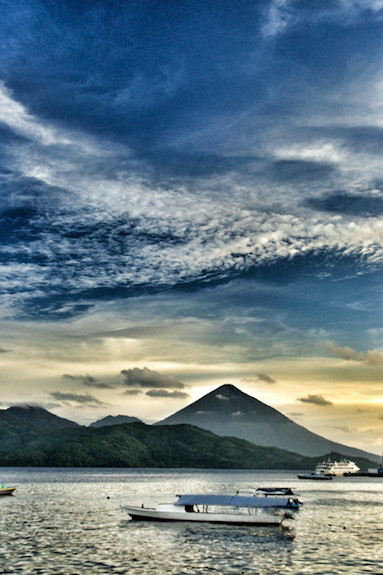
[122,493,297,526]
[0,485,17,496]
[298,458,360,480]
[315,459,360,476]
[298,473,333,480]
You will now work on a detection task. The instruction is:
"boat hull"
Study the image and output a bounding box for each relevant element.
[122,505,284,526]
[297,474,332,480]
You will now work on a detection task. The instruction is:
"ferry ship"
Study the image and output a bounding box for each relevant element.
[315,459,360,476]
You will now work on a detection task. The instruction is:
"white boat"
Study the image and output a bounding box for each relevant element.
[315,459,360,476]
[122,493,296,526]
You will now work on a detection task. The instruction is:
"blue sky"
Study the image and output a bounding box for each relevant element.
[0,0,382,453]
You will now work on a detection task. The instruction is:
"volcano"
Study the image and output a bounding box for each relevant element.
[155,384,377,460]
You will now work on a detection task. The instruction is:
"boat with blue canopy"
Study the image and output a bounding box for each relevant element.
[122,493,297,526]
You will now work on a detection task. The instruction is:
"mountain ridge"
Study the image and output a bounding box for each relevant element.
[0,420,377,470]
[89,414,142,428]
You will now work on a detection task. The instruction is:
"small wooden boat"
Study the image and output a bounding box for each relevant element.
[0,485,17,496]
[122,493,296,526]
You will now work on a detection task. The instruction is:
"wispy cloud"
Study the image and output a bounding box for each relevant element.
[333,425,357,433]
[261,0,383,39]
[242,373,276,384]
[325,342,383,366]
[216,394,230,401]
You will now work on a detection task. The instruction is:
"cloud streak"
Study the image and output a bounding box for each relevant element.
[49,392,108,407]
[297,395,333,407]
[62,374,114,389]
[145,390,190,399]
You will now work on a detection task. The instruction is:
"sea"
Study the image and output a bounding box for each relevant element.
[0,467,382,575]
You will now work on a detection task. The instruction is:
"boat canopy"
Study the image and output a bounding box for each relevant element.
[175,494,292,508]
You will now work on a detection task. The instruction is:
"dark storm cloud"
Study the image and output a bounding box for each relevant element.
[121,367,185,390]
[62,374,114,389]
[297,394,333,407]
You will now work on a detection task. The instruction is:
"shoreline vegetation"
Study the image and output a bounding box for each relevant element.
[0,420,377,470]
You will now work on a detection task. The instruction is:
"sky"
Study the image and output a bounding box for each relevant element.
[0,0,382,454]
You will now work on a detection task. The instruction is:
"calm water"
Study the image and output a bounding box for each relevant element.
[0,468,382,574]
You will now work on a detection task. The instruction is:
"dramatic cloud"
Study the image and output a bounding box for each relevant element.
[0,61,382,318]
[62,374,113,389]
[120,367,185,390]
[297,395,333,407]
[145,390,190,399]
[49,392,108,407]
[325,342,383,366]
